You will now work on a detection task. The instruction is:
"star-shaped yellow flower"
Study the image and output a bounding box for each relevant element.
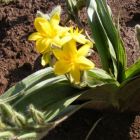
[53,40,94,83]
[28,10,68,54]
[60,27,91,45]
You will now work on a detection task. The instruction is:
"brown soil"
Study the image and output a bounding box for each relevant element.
[0,0,140,140]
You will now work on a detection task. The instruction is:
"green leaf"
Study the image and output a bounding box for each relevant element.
[79,83,119,108]
[66,0,86,19]
[87,0,117,78]
[0,67,54,101]
[37,101,100,139]
[44,94,81,122]
[94,0,126,81]
[87,5,110,72]
[0,132,14,139]
[11,75,85,123]
[66,0,78,22]
[12,77,80,111]
[87,0,126,82]
[125,59,140,80]
[17,132,38,140]
[117,75,140,111]
[85,68,119,87]
[42,93,119,139]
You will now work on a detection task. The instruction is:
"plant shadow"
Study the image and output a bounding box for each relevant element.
[44,109,139,140]
[5,63,32,90]
[0,15,29,41]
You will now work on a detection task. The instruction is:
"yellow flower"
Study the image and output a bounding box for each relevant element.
[28,12,68,54]
[60,27,91,45]
[53,40,94,83]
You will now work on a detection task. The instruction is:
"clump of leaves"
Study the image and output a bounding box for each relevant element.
[1,0,140,139]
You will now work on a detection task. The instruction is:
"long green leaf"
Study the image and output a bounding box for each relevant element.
[87,0,117,78]
[0,67,54,100]
[94,0,126,81]
[79,83,119,107]
[37,100,102,139]
[44,94,81,122]
[85,68,119,87]
[88,4,111,72]
[117,76,140,111]
[13,78,80,111]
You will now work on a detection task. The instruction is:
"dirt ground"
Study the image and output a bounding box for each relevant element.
[0,0,140,140]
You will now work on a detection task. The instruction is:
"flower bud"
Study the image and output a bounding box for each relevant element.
[29,104,45,125]
[0,102,26,127]
[14,112,26,127]
[0,102,13,119]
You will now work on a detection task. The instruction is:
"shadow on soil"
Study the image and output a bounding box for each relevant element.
[44,109,138,140]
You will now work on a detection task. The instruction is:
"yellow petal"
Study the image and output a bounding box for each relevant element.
[87,40,93,48]
[36,38,51,53]
[41,53,49,66]
[52,36,63,47]
[50,12,60,27]
[63,40,77,58]
[73,34,88,44]
[50,6,61,26]
[59,35,72,46]
[77,56,94,70]
[70,66,80,83]
[58,26,70,37]
[77,44,91,57]
[28,32,42,41]
[54,60,71,75]
[53,48,64,60]
[56,26,70,46]
[34,17,52,36]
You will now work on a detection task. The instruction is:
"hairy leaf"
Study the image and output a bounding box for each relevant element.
[1,67,54,101]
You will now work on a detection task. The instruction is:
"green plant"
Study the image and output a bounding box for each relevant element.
[1,0,140,139]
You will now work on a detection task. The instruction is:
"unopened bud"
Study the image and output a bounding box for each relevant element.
[14,112,26,127]
[0,102,26,127]
[0,102,14,119]
[29,104,45,125]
